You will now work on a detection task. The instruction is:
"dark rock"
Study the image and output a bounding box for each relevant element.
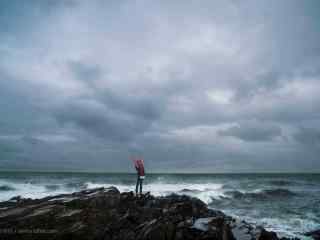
[305,229,320,240]
[0,187,295,240]
[9,195,21,202]
[259,228,279,240]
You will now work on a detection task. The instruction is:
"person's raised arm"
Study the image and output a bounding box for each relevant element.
[132,158,139,171]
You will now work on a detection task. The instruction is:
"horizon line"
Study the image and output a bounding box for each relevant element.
[0,169,319,175]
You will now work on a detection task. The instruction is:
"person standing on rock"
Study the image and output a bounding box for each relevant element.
[133,158,145,196]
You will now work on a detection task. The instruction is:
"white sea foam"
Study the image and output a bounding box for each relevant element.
[0,179,78,201]
[0,180,224,204]
[222,211,319,240]
[85,182,225,204]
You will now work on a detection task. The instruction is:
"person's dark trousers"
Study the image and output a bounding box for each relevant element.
[136,176,143,194]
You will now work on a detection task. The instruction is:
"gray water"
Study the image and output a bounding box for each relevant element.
[0,172,319,238]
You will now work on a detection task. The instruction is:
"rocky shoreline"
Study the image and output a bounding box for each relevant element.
[0,187,315,240]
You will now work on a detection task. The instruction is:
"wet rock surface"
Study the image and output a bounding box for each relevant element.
[305,230,320,240]
[0,187,299,240]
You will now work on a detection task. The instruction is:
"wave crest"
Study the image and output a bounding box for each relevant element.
[45,185,60,191]
[224,188,297,200]
[0,185,15,191]
[268,180,293,186]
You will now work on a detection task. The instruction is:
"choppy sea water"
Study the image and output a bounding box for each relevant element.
[0,172,319,239]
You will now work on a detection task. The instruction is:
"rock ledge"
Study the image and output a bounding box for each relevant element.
[0,187,298,240]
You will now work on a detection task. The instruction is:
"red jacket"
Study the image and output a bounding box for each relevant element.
[134,159,145,176]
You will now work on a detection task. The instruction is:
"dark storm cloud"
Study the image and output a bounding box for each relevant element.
[1,0,320,172]
[294,127,320,146]
[55,60,166,142]
[218,122,282,142]
[69,61,102,84]
[54,97,159,142]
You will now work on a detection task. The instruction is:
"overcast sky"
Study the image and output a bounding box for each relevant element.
[1,0,320,172]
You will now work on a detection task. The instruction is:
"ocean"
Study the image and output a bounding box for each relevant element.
[0,172,319,239]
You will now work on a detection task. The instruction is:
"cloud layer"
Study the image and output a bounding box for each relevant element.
[1,0,320,172]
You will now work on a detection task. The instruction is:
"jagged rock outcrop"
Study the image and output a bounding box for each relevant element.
[0,187,297,240]
[305,230,320,240]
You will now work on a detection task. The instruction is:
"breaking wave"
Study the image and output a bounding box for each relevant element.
[45,184,61,191]
[64,182,88,189]
[0,185,15,191]
[223,188,297,200]
[268,180,294,186]
[85,182,225,204]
